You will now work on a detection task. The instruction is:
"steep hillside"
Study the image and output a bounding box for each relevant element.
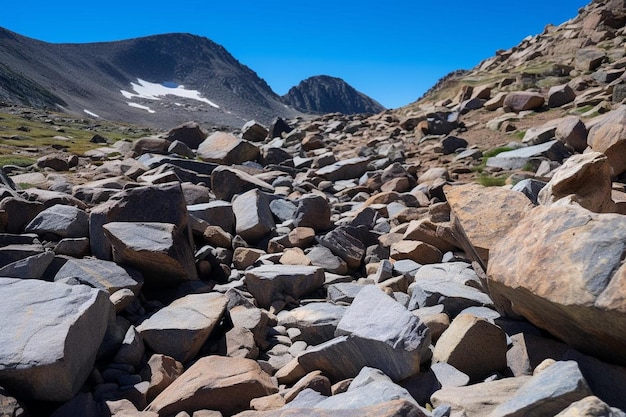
[0,28,302,129]
[282,75,385,114]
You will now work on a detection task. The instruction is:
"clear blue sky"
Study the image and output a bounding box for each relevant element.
[0,0,590,109]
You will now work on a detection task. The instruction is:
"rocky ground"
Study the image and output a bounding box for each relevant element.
[1,1,626,416]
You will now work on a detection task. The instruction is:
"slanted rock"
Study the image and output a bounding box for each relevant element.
[587,105,626,176]
[487,204,626,365]
[103,222,198,288]
[486,140,570,170]
[316,157,370,181]
[163,121,207,149]
[242,120,269,142]
[232,189,276,244]
[197,132,259,165]
[555,116,588,153]
[279,302,347,345]
[503,92,545,112]
[211,166,274,202]
[0,278,110,401]
[245,265,325,309]
[24,204,89,238]
[293,195,331,232]
[0,250,54,279]
[318,227,365,270]
[547,84,576,108]
[54,257,143,294]
[147,356,278,416]
[136,293,227,363]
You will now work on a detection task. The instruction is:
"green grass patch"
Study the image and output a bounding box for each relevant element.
[477,174,508,187]
[0,155,36,167]
[482,146,514,158]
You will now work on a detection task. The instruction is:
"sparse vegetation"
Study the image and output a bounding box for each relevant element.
[477,174,508,187]
[0,155,36,167]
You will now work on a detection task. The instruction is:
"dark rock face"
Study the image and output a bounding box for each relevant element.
[282,75,386,114]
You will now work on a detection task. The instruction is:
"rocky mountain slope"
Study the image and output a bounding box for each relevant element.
[2,0,626,416]
[282,75,386,115]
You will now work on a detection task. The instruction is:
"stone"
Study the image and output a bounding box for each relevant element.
[211,166,274,202]
[244,265,325,309]
[555,396,626,417]
[235,399,428,416]
[318,227,365,270]
[503,92,545,112]
[133,137,171,155]
[232,189,276,244]
[113,326,145,368]
[299,286,430,382]
[316,157,370,181]
[511,179,546,205]
[242,120,269,142]
[548,84,576,108]
[54,237,91,257]
[36,154,69,171]
[432,313,507,381]
[0,197,44,234]
[522,123,557,145]
[141,354,184,403]
[89,183,191,261]
[555,116,588,153]
[0,250,54,279]
[278,302,347,345]
[307,246,348,275]
[103,222,198,288]
[197,132,259,165]
[136,293,227,363]
[587,105,626,175]
[24,204,89,238]
[484,92,508,111]
[163,121,207,149]
[390,240,442,265]
[268,117,293,139]
[203,225,233,248]
[487,204,626,366]
[490,361,592,417]
[327,282,366,304]
[54,257,143,294]
[280,248,312,266]
[402,218,457,253]
[146,356,278,416]
[168,140,195,158]
[293,195,331,232]
[284,371,331,403]
[0,278,110,401]
[486,140,570,170]
[440,136,468,155]
[226,327,259,359]
[229,304,270,351]
[188,201,235,233]
[537,152,616,213]
[575,48,606,72]
[445,183,534,268]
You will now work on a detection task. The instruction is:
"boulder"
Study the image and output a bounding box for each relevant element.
[316,157,370,181]
[445,184,534,268]
[293,195,331,232]
[486,140,570,170]
[548,84,576,108]
[537,152,616,213]
[146,356,278,416]
[278,302,347,345]
[0,197,44,234]
[575,48,605,72]
[555,116,588,153]
[197,132,259,165]
[54,257,143,294]
[188,200,235,233]
[136,293,227,363]
[390,240,443,264]
[307,246,348,275]
[587,105,626,175]
[487,204,626,365]
[0,250,54,279]
[0,278,110,401]
[232,189,276,244]
[268,117,293,139]
[24,204,89,238]
[141,354,184,403]
[318,227,365,270]
[432,313,507,381]
[242,120,269,142]
[503,92,545,112]
[103,222,198,288]
[211,166,274,202]
[163,121,207,149]
[245,265,325,309]
[555,396,626,417]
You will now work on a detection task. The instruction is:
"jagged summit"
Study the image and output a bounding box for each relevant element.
[282,75,386,115]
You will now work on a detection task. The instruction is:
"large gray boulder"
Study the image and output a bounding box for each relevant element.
[0,278,111,401]
[278,302,347,345]
[54,257,143,294]
[25,204,89,238]
[232,189,276,244]
[210,166,274,202]
[315,157,370,181]
[103,222,198,288]
[197,132,260,165]
[486,140,570,170]
[245,265,325,309]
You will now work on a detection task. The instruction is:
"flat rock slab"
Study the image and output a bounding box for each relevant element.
[233,189,276,244]
[235,399,429,416]
[445,183,534,268]
[24,204,89,238]
[278,302,347,345]
[54,257,143,294]
[315,157,370,181]
[486,140,570,170]
[211,166,275,202]
[137,293,228,363]
[0,278,110,401]
[487,204,626,366]
[103,222,198,288]
[197,131,260,165]
[147,356,277,416]
[245,265,325,309]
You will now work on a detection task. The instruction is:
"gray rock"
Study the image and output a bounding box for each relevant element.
[327,282,366,304]
[307,246,348,275]
[0,244,45,268]
[575,48,605,71]
[24,204,89,238]
[53,237,91,257]
[167,140,195,158]
[316,157,370,181]
[486,140,570,170]
[441,136,468,155]
[210,166,274,202]
[136,293,227,363]
[197,132,259,165]
[511,179,546,205]
[188,201,235,234]
[318,227,365,270]
[0,197,44,234]
[555,396,626,417]
[103,222,198,288]
[163,121,207,150]
[548,84,576,108]
[555,116,588,153]
[244,265,325,309]
[113,326,145,368]
[490,361,592,417]
[54,257,143,294]
[0,278,110,401]
[293,195,331,232]
[0,250,54,279]
[503,92,545,112]
[269,198,298,223]
[232,189,276,244]
[241,120,268,142]
[279,302,347,345]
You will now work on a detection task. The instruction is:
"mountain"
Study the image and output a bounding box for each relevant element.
[282,75,386,115]
[0,28,302,129]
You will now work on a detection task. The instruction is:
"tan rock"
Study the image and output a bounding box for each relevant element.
[283,371,331,403]
[555,395,622,417]
[249,393,286,411]
[537,152,616,213]
[203,225,233,248]
[503,92,545,112]
[390,240,442,264]
[147,356,278,416]
[444,183,534,268]
[198,132,259,165]
[403,218,457,253]
[487,204,626,366]
[279,248,312,266]
[233,247,266,270]
[235,399,429,416]
[587,105,626,175]
[141,354,184,403]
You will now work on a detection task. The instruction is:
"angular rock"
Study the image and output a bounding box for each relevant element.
[487,204,626,365]
[103,222,198,288]
[242,120,269,142]
[555,396,626,417]
[147,356,278,416]
[537,152,616,213]
[548,84,576,108]
[211,166,274,202]
[445,183,534,268]
[0,278,110,401]
[503,92,545,112]
[245,265,325,309]
[24,204,89,238]
[236,399,428,417]
[54,257,143,294]
[188,200,235,233]
[575,48,605,72]
[486,140,570,170]
[391,240,443,264]
[268,117,293,139]
[555,116,588,153]
[293,195,331,232]
[318,227,365,270]
[136,293,227,363]
[307,246,348,275]
[141,354,184,403]
[432,313,507,381]
[163,121,207,150]
[233,189,276,244]
[490,361,592,417]
[0,250,54,279]
[197,132,259,165]
[587,105,626,175]
[0,197,44,234]
[279,302,347,345]
[316,157,370,181]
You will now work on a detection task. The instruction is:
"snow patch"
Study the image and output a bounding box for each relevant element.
[84,109,100,118]
[121,78,219,108]
[127,102,156,114]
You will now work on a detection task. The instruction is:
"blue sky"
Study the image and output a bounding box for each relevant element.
[1,1,589,109]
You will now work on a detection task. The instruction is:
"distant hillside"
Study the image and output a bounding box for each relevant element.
[282,75,386,114]
[0,28,302,129]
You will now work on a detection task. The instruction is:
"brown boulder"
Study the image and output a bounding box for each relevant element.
[503,92,545,112]
[198,132,259,165]
[587,105,626,175]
